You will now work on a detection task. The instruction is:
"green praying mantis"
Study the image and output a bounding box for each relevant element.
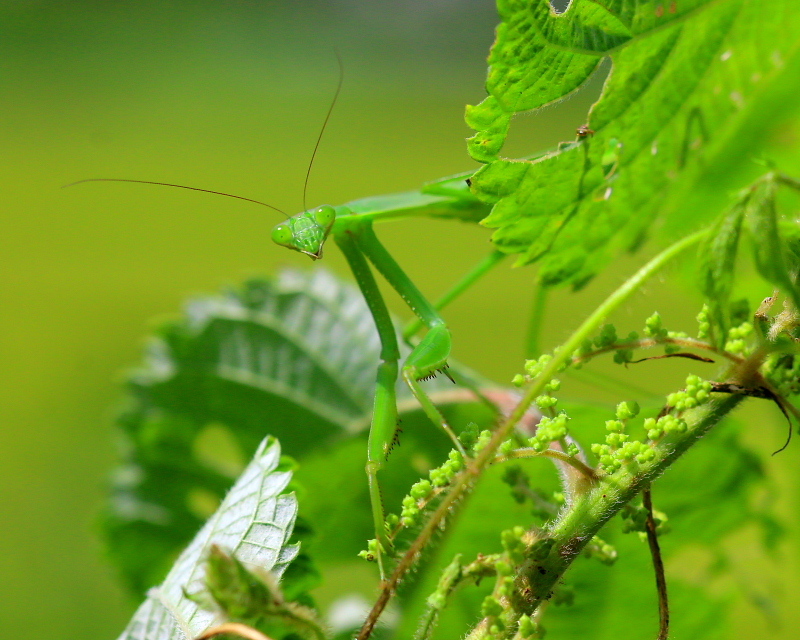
[271,183,498,570]
[70,173,501,575]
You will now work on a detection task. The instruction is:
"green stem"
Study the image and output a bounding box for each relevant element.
[507,229,710,434]
[525,284,549,358]
[510,394,742,617]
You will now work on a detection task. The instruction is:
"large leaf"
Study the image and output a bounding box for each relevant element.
[104,269,487,594]
[117,437,299,640]
[467,0,799,286]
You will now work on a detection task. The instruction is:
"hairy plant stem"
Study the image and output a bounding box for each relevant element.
[491,394,743,636]
[496,448,599,480]
[356,229,708,640]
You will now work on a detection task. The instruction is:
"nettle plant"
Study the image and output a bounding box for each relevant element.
[103,2,800,640]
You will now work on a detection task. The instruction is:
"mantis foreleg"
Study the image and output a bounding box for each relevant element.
[348,222,467,459]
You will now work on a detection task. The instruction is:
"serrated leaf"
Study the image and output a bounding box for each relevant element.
[104,268,482,593]
[116,437,299,640]
[468,0,799,286]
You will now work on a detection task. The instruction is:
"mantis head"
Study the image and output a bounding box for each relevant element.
[271,205,336,260]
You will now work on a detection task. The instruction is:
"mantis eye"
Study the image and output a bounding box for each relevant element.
[314,205,336,228]
[271,223,295,248]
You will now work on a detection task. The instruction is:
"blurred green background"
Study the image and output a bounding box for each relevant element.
[1,2,798,639]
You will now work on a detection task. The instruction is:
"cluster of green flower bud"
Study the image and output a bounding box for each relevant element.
[644,312,667,339]
[481,594,504,619]
[473,429,494,453]
[513,354,563,387]
[593,323,640,364]
[527,413,570,452]
[358,537,382,562]
[724,320,753,355]
[502,526,528,564]
[643,311,695,353]
[642,414,687,441]
[479,528,531,639]
[620,504,670,537]
[516,614,544,639]
[458,421,482,450]
[397,450,465,527]
[663,330,689,354]
[696,305,711,339]
[764,353,800,398]
[583,536,618,565]
[591,401,657,472]
[664,374,712,412]
[572,323,645,365]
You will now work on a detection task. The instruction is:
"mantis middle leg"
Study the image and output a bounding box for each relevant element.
[344,220,467,457]
[333,219,469,573]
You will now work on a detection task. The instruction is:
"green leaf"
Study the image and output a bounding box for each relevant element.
[468,0,799,286]
[194,546,325,640]
[746,174,800,310]
[117,437,300,640]
[699,197,746,342]
[104,268,486,593]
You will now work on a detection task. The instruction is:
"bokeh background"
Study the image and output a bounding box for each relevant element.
[1,2,798,639]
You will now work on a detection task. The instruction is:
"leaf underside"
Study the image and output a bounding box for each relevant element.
[468,0,799,287]
[117,437,298,640]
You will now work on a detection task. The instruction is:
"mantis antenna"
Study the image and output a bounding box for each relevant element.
[62,178,289,218]
[302,49,344,214]
[65,52,345,218]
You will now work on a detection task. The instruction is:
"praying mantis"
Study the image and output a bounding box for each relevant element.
[271,181,500,570]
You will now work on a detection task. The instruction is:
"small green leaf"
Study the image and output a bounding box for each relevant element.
[746,175,800,310]
[194,546,325,640]
[699,197,746,343]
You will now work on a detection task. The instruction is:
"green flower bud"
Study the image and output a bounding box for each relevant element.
[481,595,503,617]
[616,401,640,420]
[605,419,625,432]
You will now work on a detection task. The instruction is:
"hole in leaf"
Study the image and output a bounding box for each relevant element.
[550,0,572,14]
